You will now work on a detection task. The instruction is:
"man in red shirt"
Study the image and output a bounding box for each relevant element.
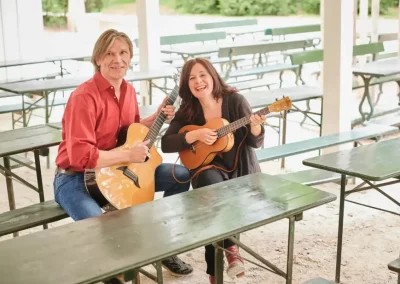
[53,29,192,284]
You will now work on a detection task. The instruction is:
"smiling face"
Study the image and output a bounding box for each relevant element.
[188,63,214,100]
[96,38,131,83]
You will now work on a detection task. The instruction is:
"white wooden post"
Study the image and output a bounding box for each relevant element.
[136,0,161,106]
[67,0,86,32]
[321,0,354,153]
[0,0,44,80]
[371,0,380,43]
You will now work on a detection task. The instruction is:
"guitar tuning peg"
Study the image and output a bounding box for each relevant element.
[275,98,278,101]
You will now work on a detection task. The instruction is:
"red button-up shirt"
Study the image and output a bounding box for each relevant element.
[55,72,140,172]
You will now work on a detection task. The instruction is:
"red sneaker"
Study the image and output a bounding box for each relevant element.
[225,245,245,279]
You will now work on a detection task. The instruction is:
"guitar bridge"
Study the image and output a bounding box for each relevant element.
[116,166,140,188]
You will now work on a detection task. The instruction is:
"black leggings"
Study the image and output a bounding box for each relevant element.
[193,168,235,276]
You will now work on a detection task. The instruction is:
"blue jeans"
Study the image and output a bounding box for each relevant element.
[54,163,190,221]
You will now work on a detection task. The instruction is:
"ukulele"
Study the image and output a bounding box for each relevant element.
[178,97,292,170]
[84,84,179,210]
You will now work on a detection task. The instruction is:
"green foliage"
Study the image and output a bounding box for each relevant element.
[85,0,104,12]
[301,0,399,15]
[219,0,296,16]
[175,0,219,14]
[302,0,320,14]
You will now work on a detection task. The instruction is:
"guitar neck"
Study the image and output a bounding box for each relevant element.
[145,86,178,148]
[217,107,270,138]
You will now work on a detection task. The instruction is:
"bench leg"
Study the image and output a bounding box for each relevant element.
[286,216,295,284]
[281,110,288,169]
[33,150,47,230]
[3,157,18,237]
[214,241,224,284]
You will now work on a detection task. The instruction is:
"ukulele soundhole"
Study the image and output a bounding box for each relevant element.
[116,166,140,188]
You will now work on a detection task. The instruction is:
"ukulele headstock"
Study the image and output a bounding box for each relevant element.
[268,96,292,113]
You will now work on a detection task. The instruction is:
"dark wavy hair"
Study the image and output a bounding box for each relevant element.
[178,58,237,121]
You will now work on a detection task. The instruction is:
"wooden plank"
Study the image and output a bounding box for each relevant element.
[246,85,322,108]
[0,200,68,237]
[276,169,341,186]
[265,24,320,36]
[195,19,257,30]
[0,125,62,157]
[353,57,400,77]
[218,39,314,57]
[0,155,33,169]
[303,137,400,181]
[0,173,336,284]
[256,124,398,163]
[0,69,175,94]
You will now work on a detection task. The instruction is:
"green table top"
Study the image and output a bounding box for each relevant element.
[303,137,400,181]
[0,125,62,157]
[0,69,176,94]
[353,57,400,77]
[0,173,335,284]
[246,85,322,108]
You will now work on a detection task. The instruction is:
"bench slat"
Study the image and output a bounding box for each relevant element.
[0,200,68,237]
[256,124,398,163]
[0,155,33,170]
[389,258,400,273]
[276,169,341,186]
[369,113,400,127]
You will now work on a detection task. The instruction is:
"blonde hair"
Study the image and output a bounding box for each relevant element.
[91,29,133,72]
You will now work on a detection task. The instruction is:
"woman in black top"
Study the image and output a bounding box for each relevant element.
[161,58,266,284]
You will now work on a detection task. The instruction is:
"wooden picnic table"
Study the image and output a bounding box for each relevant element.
[246,85,323,166]
[0,68,176,126]
[0,124,62,235]
[352,57,400,122]
[0,53,91,78]
[0,173,336,284]
[303,137,400,283]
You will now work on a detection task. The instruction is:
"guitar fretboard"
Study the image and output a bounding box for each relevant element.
[217,107,270,138]
[144,86,179,148]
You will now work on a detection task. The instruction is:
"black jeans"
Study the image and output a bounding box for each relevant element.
[193,168,235,276]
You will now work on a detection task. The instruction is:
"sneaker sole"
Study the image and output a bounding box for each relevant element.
[226,263,245,279]
[161,264,192,277]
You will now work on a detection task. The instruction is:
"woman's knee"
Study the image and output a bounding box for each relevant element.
[196,169,224,188]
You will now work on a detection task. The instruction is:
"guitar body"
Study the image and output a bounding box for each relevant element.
[85,123,162,210]
[178,118,234,170]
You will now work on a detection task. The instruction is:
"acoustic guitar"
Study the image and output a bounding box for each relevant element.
[84,85,179,210]
[178,96,292,170]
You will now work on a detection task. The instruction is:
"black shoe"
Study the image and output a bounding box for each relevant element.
[161,255,193,276]
[103,278,125,284]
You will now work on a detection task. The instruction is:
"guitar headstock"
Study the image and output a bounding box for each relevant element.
[268,96,292,113]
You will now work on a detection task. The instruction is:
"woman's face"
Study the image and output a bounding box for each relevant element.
[188,63,214,100]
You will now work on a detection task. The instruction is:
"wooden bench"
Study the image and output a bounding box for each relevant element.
[0,200,68,237]
[388,257,400,283]
[257,123,398,185]
[376,33,398,60]
[288,42,386,86]
[219,39,316,88]
[0,155,34,172]
[195,18,258,30]
[134,31,227,47]
[264,24,321,45]
[0,96,69,128]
